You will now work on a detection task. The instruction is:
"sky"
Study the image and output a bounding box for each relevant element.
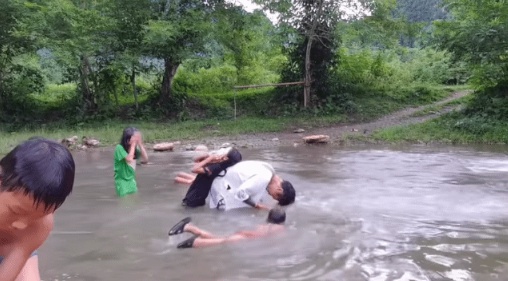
[227,0,370,24]
[227,0,279,23]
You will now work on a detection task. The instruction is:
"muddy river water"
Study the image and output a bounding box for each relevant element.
[39,144,508,281]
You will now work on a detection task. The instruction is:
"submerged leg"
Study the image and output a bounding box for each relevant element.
[174,172,196,185]
[184,224,217,239]
[181,234,246,249]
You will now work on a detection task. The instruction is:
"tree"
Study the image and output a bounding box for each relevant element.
[109,0,151,109]
[340,0,404,49]
[21,0,116,113]
[434,0,508,89]
[0,0,44,119]
[396,0,447,23]
[254,0,371,107]
[144,0,224,106]
[214,5,281,85]
[434,0,508,120]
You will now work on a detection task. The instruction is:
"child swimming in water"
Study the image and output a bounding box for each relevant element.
[114,127,149,197]
[0,138,75,281]
[168,207,286,249]
[176,147,243,207]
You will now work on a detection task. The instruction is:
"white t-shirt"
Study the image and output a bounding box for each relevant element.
[209,161,275,210]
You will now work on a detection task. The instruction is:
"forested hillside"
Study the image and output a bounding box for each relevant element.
[0,0,505,141]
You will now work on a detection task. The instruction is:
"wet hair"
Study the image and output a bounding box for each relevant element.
[225,148,242,166]
[120,127,139,159]
[278,180,296,206]
[267,208,286,224]
[0,137,75,211]
[215,148,243,177]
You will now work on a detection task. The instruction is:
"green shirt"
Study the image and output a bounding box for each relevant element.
[114,144,140,197]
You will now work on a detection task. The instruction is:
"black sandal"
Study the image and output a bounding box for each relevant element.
[168,217,191,236]
[177,235,198,249]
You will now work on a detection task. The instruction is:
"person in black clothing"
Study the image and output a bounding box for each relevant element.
[175,148,242,207]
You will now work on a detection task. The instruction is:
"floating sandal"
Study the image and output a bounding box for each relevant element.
[177,235,198,249]
[168,217,191,236]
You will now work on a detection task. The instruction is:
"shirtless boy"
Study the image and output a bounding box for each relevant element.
[0,138,75,281]
[168,208,286,249]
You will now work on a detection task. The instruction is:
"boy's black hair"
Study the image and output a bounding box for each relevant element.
[0,137,75,211]
[120,127,139,159]
[225,148,242,166]
[278,180,296,206]
[267,208,286,224]
[215,148,243,177]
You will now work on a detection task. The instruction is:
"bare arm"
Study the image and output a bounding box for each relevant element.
[234,171,272,209]
[191,155,220,174]
[0,217,52,281]
[243,198,270,210]
[193,153,209,163]
[0,248,33,281]
[125,140,138,164]
[137,139,149,164]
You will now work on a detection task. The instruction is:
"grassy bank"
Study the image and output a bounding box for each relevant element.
[1,85,474,154]
[0,115,345,154]
[372,112,508,145]
[370,88,508,145]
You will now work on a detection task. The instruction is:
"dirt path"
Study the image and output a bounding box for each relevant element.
[189,90,471,149]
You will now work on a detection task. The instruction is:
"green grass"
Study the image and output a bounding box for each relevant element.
[0,115,345,155]
[1,84,476,154]
[372,113,508,144]
[408,90,473,117]
[350,84,462,121]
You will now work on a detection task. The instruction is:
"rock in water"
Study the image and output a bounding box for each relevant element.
[303,135,330,144]
[61,136,78,148]
[194,144,208,152]
[82,137,100,147]
[153,142,175,152]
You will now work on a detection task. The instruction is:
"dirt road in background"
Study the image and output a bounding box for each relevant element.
[179,90,471,149]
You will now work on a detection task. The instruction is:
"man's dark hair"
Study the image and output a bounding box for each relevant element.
[0,137,75,211]
[278,180,295,206]
[267,208,286,224]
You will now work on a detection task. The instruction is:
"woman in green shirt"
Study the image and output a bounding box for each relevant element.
[114,127,149,197]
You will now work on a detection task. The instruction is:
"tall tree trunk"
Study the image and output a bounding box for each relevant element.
[0,71,4,100]
[79,55,95,112]
[131,64,138,110]
[303,0,325,108]
[160,58,180,104]
[304,37,313,108]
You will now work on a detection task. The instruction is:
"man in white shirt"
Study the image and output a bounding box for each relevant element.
[209,160,296,210]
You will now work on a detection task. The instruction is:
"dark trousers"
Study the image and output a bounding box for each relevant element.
[182,174,214,207]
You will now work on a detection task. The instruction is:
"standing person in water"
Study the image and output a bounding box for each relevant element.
[175,147,243,207]
[168,208,287,249]
[0,137,75,281]
[114,127,149,197]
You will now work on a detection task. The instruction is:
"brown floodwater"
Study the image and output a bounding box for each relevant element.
[39,144,508,281]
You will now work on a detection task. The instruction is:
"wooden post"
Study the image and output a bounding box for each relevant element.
[234,88,237,120]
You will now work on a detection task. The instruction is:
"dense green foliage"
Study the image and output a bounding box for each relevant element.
[2,0,504,146]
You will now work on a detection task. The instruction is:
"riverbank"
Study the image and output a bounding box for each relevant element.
[2,89,505,155]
